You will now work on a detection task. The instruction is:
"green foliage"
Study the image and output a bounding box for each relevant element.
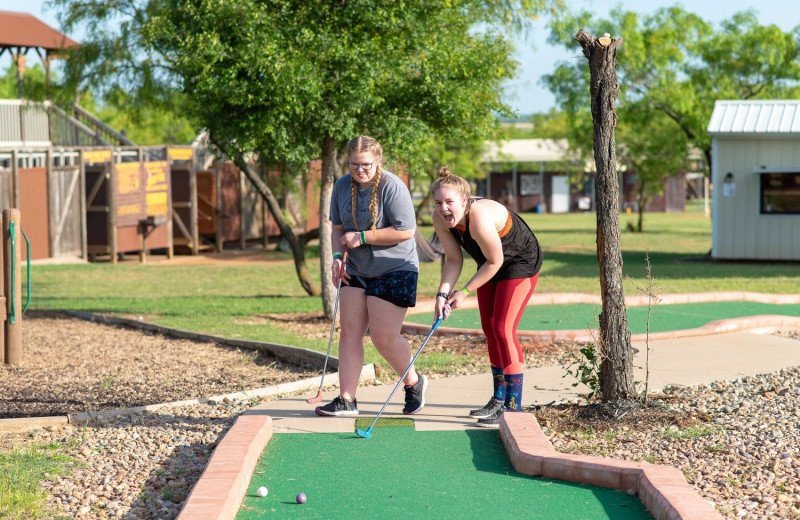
[143,0,535,176]
[542,5,800,227]
[563,342,602,399]
[0,63,49,100]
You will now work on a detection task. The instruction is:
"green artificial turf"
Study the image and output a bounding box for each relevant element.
[237,428,653,520]
[405,301,800,334]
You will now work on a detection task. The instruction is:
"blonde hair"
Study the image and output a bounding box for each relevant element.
[432,167,472,213]
[347,136,383,236]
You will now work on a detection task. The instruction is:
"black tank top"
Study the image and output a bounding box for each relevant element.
[449,207,542,281]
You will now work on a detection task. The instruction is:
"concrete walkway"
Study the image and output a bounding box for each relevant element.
[254,328,800,434]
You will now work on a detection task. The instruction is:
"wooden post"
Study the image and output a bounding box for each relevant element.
[239,168,247,250]
[215,161,222,253]
[109,151,118,264]
[576,29,635,402]
[3,208,21,365]
[189,150,199,255]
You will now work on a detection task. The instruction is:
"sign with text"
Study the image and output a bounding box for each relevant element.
[113,162,145,226]
[144,161,171,217]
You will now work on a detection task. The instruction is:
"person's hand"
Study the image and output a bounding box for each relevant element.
[434,297,451,321]
[446,289,467,311]
[332,257,350,286]
[341,232,362,249]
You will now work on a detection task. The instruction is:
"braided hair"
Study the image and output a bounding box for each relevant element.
[348,136,383,237]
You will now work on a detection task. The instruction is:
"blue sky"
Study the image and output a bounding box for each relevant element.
[1,0,797,115]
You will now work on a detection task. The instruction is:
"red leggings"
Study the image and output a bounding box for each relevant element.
[477,274,538,371]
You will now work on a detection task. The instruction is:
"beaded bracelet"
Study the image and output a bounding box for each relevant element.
[436,292,449,299]
[460,287,470,296]
[333,252,343,260]
[360,230,366,245]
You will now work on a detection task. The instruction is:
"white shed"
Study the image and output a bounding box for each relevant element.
[707,100,800,261]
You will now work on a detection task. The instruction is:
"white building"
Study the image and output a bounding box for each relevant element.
[707,100,800,261]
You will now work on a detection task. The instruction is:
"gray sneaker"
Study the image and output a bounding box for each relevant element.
[315,396,358,416]
[476,407,504,429]
[403,373,428,415]
[469,397,504,419]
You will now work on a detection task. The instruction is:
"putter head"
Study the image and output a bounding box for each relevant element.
[306,392,323,404]
[355,428,372,438]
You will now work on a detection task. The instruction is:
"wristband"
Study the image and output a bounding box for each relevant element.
[360,230,366,245]
[460,287,470,296]
[333,252,343,260]
[436,292,449,300]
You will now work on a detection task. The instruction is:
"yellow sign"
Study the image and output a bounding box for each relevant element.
[145,161,169,191]
[116,162,141,194]
[168,148,194,161]
[146,192,169,217]
[84,150,112,164]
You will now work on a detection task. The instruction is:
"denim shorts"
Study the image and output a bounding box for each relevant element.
[347,270,418,308]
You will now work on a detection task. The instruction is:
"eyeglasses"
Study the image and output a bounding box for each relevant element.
[348,160,376,171]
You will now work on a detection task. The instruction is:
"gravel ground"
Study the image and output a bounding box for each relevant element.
[1,312,799,519]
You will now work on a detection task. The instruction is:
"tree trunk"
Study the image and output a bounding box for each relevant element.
[576,29,636,402]
[226,147,320,297]
[319,133,338,319]
[414,186,434,224]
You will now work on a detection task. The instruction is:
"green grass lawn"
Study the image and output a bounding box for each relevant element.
[27,212,800,352]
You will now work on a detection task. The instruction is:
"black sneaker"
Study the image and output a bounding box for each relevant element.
[315,396,358,416]
[469,397,504,419]
[402,373,428,415]
[476,407,504,429]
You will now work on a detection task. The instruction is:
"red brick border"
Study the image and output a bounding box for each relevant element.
[499,412,724,520]
[176,414,273,520]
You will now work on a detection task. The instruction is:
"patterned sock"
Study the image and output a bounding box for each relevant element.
[503,373,523,412]
[491,366,506,401]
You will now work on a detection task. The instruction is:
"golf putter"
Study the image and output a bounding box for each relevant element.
[307,250,348,404]
[356,317,444,438]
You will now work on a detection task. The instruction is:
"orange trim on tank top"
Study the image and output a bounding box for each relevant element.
[498,212,513,238]
[455,212,513,236]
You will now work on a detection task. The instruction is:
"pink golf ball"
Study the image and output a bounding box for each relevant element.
[296,492,307,504]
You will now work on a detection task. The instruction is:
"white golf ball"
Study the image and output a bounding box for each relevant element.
[257,486,268,497]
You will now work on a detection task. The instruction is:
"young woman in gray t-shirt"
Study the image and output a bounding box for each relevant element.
[315,136,426,417]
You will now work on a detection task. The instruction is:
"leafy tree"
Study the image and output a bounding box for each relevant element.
[0,63,49,100]
[51,0,558,314]
[544,6,800,229]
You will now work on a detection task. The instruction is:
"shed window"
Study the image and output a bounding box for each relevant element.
[760,172,800,215]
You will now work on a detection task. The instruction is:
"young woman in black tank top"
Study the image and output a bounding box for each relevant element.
[431,167,542,428]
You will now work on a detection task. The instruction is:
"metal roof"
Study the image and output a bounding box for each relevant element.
[482,139,571,163]
[0,10,79,52]
[707,100,800,135]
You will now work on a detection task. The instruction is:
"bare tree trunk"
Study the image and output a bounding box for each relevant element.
[319,133,338,319]
[225,147,320,297]
[576,29,636,402]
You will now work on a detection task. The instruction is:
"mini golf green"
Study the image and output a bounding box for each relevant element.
[405,301,800,334]
[236,423,653,520]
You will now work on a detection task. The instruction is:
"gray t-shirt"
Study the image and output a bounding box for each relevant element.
[330,170,418,278]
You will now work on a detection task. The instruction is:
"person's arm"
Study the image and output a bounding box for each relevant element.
[446,203,503,310]
[432,211,464,319]
[341,176,416,249]
[341,226,414,249]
